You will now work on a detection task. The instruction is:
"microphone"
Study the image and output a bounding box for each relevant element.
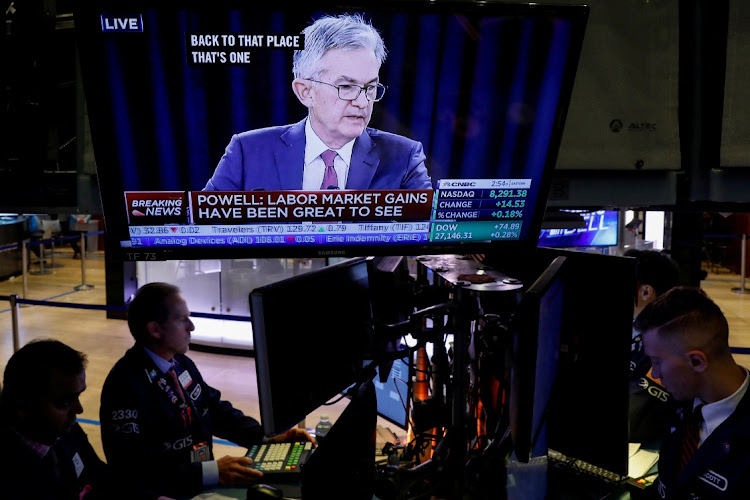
[326,185,340,190]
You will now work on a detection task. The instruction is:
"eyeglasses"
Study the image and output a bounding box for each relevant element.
[305,79,387,102]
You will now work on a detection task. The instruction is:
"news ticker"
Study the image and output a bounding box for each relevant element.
[123,179,531,247]
[125,180,531,220]
[126,220,523,247]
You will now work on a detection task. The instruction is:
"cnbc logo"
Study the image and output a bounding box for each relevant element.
[101,14,144,33]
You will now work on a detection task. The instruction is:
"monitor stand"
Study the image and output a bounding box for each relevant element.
[301,378,377,500]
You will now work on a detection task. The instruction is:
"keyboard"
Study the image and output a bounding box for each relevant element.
[547,450,626,499]
[548,449,624,484]
[245,441,314,479]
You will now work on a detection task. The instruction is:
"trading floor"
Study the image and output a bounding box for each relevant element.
[1,247,749,465]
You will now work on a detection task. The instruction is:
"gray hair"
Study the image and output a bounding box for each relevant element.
[293,13,387,79]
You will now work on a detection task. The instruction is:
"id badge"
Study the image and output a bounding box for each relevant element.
[191,442,211,463]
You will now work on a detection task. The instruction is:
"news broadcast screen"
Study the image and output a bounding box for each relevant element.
[74,1,588,260]
[538,210,620,248]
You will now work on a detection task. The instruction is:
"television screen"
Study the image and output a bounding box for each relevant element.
[538,209,619,248]
[74,0,588,260]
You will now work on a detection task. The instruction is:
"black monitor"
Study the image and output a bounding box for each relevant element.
[249,256,372,436]
[73,0,589,261]
[509,255,566,463]
[536,247,635,476]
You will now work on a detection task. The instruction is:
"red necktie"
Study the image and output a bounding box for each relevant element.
[320,150,338,189]
[679,404,704,473]
[166,366,186,402]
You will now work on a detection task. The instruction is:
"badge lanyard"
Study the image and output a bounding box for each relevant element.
[146,367,194,428]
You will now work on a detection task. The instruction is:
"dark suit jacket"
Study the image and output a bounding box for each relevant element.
[652,387,750,499]
[203,119,432,191]
[0,420,152,500]
[100,345,264,499]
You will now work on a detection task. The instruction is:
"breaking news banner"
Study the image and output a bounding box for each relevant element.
[186,33,304,65]
[124,190,434,226]
[125,191,188,225]
[189,190,434,223]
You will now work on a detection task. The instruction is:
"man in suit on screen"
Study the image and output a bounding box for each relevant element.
[203,13,432,192]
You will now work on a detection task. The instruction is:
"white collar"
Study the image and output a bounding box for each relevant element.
[304,118,356,167]
[699,367,749,439]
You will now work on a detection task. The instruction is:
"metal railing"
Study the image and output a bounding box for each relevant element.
[0,230,103,297]
[703,233,750,294]
[1,293,251,353]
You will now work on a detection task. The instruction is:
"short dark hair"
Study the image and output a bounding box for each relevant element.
[1,339,87,412]
[127,282,181,343]
[633,286,729,356]
[624,249,680,296]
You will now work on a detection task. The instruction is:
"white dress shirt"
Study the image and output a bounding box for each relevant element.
[302,118,355,190]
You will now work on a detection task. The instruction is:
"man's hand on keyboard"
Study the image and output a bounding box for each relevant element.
[268,427,316,446]
[217,455,264,485]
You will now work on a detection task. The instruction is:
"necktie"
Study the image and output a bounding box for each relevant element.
[320,149,338,189]
[44,446,61,483]
[679,404,704,473]
[166,366,186,403]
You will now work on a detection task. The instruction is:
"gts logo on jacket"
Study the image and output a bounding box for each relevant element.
[163,436,193,452]
[638,378,670,402]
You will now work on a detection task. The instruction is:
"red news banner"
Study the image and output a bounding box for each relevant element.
[125,190,434,225]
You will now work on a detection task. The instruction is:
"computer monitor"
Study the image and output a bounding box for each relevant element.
[509,255,566,463]
[537,247,634,476]
[249,256,372,436]
[369,353,412,430]
[538,209,620,248]
[301,378,378,500]
[73,0,589,261]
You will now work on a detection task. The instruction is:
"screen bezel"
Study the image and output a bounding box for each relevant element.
[74,0,590,261]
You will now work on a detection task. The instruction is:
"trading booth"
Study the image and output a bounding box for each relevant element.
[73,0,646,498]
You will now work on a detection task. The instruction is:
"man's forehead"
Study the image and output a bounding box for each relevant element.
[643,327,687,352]
[641,328,664,349]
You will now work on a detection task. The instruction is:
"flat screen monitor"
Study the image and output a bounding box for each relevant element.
[509,255,566,463]
[538,209,619,248]
[249,256,371,436]
[369,354,411,430]
[536,247,634,476]
[74,0,589,260]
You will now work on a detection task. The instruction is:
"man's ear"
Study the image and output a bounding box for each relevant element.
[639,284,656,304]
[685,349,708,373]
[292,78,313,108]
